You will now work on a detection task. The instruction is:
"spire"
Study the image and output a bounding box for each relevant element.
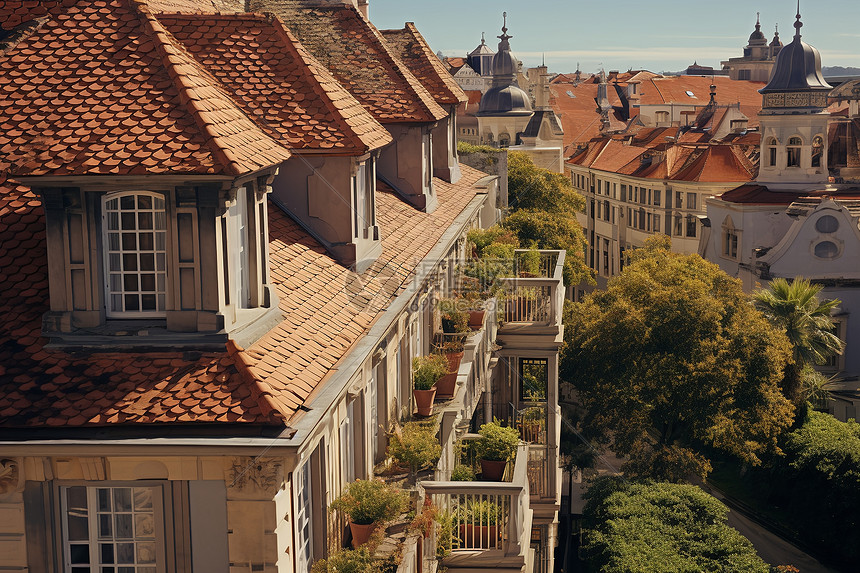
[794,1,802,38]
[481,32,485,45]
[497,11,512,51]
[756,11,761,31]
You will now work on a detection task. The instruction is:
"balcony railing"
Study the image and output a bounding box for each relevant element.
[421,443,532,561]
[499,250,565,330]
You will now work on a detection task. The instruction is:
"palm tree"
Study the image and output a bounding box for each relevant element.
[753,278,844,407]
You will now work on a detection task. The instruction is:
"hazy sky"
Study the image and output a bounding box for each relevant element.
[369,0,860,74]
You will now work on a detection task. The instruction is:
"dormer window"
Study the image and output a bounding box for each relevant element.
[103,192,167,317]
[353,158,376,239]
[787,136,802,167]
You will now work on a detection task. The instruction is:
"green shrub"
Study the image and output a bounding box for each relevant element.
[311,548,375,573]
[474,421,520,462]
[388,422,441,476]
[581,478,769,573]
[438,298,470,334]
[330,479,406,525]
[412,354,448,390]
[459,499,503,526]
[450,465,476,481]
[516,246,542,276]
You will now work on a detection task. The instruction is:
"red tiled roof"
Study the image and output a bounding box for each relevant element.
[158,12,392,155]
[638,75,764,128]
[0,181,281,427]
[0,163,486,427]
[380,23,467,106]
[670,145,755,182]
[0,0,72,30]
[259,1,447,123]
[0,0,292,177]
[549,82,625,145]
[718,184,808,205]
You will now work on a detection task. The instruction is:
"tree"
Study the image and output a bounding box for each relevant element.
[582,477,770,573]
[752,277,844,409]
[502,151,592,285]
[562,236,794,480]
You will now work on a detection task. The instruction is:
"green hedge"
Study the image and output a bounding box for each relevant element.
[769,410,860,565]
[582,477,769,573]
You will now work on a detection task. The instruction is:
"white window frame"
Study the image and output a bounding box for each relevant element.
[102,192,168,318]
[294,460,313,573]
[61,484,166,573]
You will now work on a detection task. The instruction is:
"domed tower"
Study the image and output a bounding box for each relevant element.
[467,33,494,77]
[757,9,832,186]
[744,12,768,59]
[769,24,783,59]
[477,12,533,148]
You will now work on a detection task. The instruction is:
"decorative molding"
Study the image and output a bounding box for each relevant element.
[228,457,283,492]
[0,459,21,495]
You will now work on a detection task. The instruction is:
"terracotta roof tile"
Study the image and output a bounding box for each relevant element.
[254,1,447,123]
[380,23,467,106]
[0,0,291,177]
[158,12,392,154]
[0,164,486,427]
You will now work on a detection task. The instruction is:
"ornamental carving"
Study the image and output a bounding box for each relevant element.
[228,457,283,492]
[0,459,20,495]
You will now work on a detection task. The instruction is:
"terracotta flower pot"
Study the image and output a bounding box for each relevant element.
[434,351,463,399]
[413,387,437,416]
[349,521,375,548]
[468,310,485,329]
[458,523,499,549]
[480,459,507,481]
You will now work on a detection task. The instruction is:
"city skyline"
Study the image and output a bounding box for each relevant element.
[370,0,860,73]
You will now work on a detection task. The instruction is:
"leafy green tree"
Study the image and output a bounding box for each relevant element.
[562,236,794,480]
[582,477,770,573]
[502,151,592,285]
[752,277,844,408]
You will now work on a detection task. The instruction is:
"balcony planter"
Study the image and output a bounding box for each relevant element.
[412,355,448,416]
[457,524,499,549]
[439,298,469,334]
[432,338,465,399]
[329,479,406,548]
[468,309,485,329]
[474,421,520,481]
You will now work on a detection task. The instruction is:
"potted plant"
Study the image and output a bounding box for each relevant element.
[432,337,466,399]
[330,479,406,548]
[519,405,545,443]
[438,298,469,334]
[474,421,520,481]
[450,464,476,481]
[457,499,503,549]
[311,547,375,573]
[409,498,439,539]
[387,421,441,480]
[412,354,447,416]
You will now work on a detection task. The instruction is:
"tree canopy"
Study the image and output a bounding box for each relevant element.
[562,237,794,480]
[582,477,770,573]
[502,151,592,285]
[752,277,844,409]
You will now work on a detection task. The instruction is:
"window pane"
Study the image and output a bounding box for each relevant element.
[121,233,136,250]
[123,275,138,292]
[67,487,89,541]
[111,294,122,312]
[108,212,119,231]
[109,253,121,272]
[138,212,153,230]
[120,195,134,210]
[98,489,111,512]
[139,233,154,251]
[137,542,156,564]
[124,295,139,312]
[99,514,112,538]
[137,195,152,210]
[122,254,137,271]
[155,232,165,251]
[101,543,115,563]
[70,544,90,564]
[110,274,122,293]
[121,212,136,230]
[134,513,155,538]
[139,253,154,271]
[141,294,156,311]
[140,274,155,292]
[154,211,166,230]
[156,253,165,272]
[114,513,133,539]
[116,543,134,564]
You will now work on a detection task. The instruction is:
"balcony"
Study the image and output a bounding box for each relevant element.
[498,250,565,338]
[420,443,534,572]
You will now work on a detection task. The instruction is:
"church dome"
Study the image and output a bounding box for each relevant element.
[748,19,767,44]
[478,84,533,116]
[491,49,517,78]
[760,12,831,94]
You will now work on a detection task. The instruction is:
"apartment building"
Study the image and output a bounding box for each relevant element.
[0,2,563,573]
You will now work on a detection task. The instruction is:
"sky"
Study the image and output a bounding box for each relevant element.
[369,0,860,74]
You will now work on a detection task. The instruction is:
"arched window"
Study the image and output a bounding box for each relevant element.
[103,192,167,317]
[766,137,778,167]
[787,136,802,167]
[811,135,824,168]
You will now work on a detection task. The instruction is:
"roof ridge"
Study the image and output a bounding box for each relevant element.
[358,10,446,122]
[267,14,388,153]
[133,0,289,175]
[400,22,467,104]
